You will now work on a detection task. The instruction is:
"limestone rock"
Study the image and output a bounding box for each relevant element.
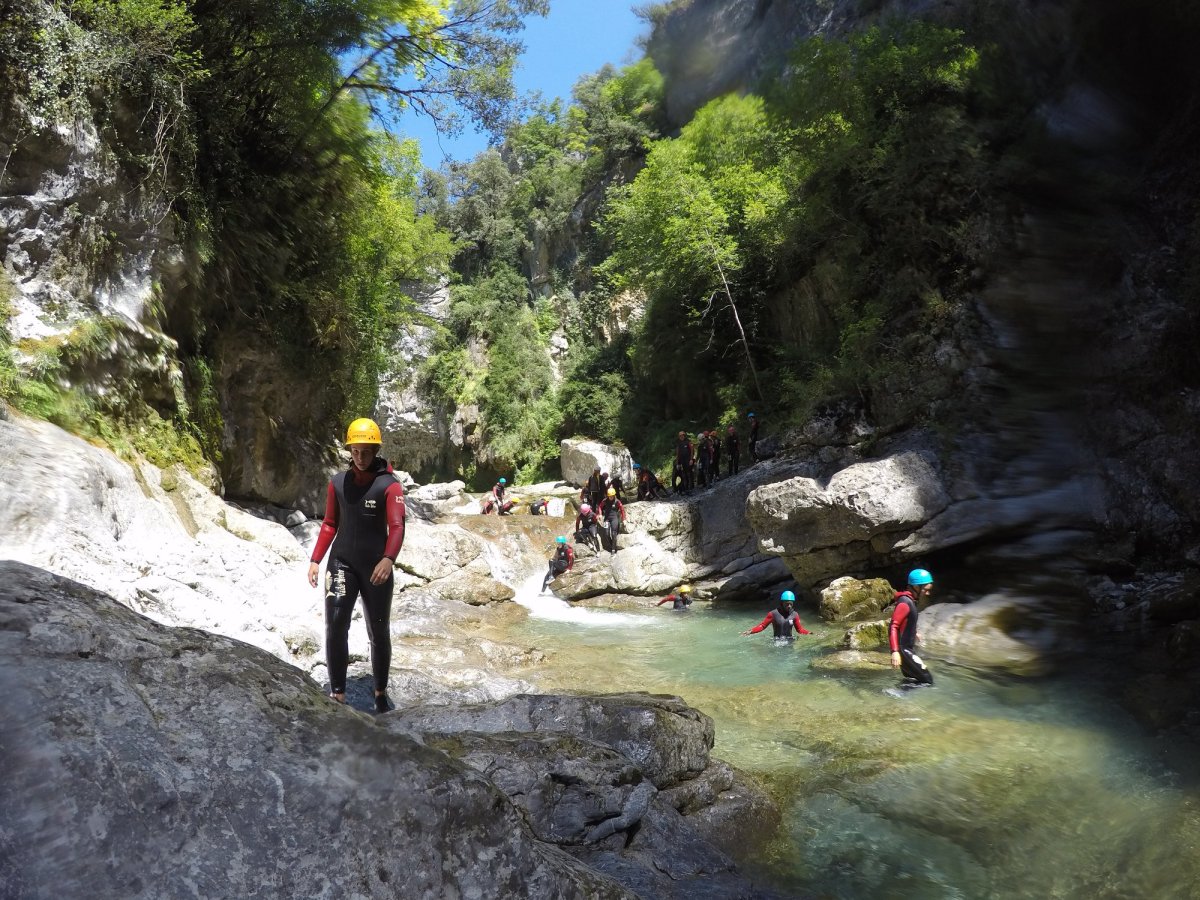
[843,621,889,651]
[920,594,1080,676]
[747,451,950,587]
[387,692,715,789]
[820,576,896,622]
[393,520,486,581]
[406,479,470,520]
[0,561,631,900]
[560,438,634,488]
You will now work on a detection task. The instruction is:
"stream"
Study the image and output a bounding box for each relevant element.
[508,575,1200,899]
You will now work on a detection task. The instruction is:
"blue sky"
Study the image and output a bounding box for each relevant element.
[400,0,648,169]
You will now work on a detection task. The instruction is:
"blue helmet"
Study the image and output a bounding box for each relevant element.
[499,477,506,485]
[908,568,933,586]
[780,590,795,603]
[632,462,641,469]
[556,536,566,545]
[747,412,756,418]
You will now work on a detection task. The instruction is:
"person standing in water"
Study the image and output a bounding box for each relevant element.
[742,590,811,640]
[889,568,935,686]
[656,584,693,609]
[308,418,406,713]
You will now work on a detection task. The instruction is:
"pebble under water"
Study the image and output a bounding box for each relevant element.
[512,580,1200,899]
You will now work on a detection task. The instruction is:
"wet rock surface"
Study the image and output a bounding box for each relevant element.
[0,561,787,900]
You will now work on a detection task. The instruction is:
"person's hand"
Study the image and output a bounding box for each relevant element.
[307,562,320,588]
[741,630,752,636]
[891,651,901,668]
[370,557,394,585]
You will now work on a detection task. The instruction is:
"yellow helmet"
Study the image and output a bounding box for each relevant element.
[679,584,692,594]
[345,418,382,446]
[606,487,616,497]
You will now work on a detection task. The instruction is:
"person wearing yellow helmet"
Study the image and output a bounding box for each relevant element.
[599,486,625,555]
[657,583,693,610]
[308,417,406,713]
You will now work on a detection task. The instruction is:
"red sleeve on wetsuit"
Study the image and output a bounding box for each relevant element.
[617,499,625,522]
[748,612,772,634]
[566,545,574,568]
[383,481,406,560]
[657,595,674,606]
[791,613,811,635]
[889,602,910,652]
[310,480,339,563]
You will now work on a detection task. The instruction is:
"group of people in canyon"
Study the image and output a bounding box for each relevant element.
[306,416,933,715]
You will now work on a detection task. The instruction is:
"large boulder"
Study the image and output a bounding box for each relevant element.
[560,438,634,488]
[405,479,470,521]
[746,451,950,587]
[820,576,896,622]
[919,594,1081,676]
[0,561,631,899]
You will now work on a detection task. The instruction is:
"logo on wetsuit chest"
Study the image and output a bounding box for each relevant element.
[364,499,377,509]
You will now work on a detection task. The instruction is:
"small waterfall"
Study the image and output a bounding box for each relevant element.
[511,572,662,625]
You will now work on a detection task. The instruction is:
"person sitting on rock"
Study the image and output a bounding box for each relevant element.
[889,568,935,686]
[635,464,666,501]
[742,590,811,641]
[599,487,625,555]
[575,503,601,552]
[486,477,515,515]
[656,584,693,610]
[542,536,574,592]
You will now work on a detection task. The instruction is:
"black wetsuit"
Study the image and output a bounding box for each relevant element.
[583,472,606,511]
[543,545,574,590]
[889,591,933,685]
[317,460,405,696]
[749,418,760,461]
[725,432,740,476]
[748,606,811,640]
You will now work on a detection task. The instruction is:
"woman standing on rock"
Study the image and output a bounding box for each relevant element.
[307,418,406,713]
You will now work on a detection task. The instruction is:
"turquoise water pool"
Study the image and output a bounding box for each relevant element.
[511,587,1200,899]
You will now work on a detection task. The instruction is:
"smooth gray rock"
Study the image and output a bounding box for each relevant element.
[0,561,632,900]
[386,692,715,789]
[746,451,950,587]
[561,438,634,488]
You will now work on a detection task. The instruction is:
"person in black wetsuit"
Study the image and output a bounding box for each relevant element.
[747,412,760,462]
[709,430,721,481]
[889,568,934,686]
[724,425,740,477]
[599,487,625,554]
[656,584,693,610]
[574,503,601,552]
[582,466,606,511]
[542,536,574,591]
[742,590,811,641]
[672,431,694,494]
[308,418,406,713]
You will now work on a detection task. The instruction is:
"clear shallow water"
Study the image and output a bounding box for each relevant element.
[509,586,1200,899]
